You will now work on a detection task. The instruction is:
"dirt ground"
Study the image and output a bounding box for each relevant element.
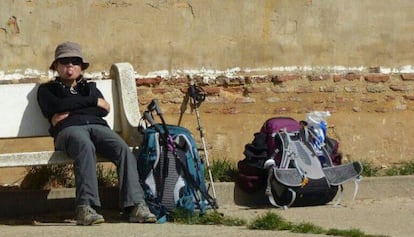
[0,196,413,237]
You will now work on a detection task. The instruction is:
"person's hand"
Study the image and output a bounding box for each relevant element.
[97,98,110,112]
[51,112,69,126]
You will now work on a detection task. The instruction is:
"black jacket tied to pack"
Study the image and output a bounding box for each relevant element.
[37,76,109,137]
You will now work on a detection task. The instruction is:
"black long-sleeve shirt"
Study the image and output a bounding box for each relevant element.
[37,77,109,137]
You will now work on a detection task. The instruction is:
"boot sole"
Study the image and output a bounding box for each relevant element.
[76,218,105,226]
[129,216,157,223]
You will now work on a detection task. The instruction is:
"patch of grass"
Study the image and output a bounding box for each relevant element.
[21,165,74,189]
[384,160,414,176]
[360,160,414,177]
[291,222,325,234]
[208,159,238,182]
[97,164,118,187]
[20,164,119,189]
[247,211,389,237]
[171,209,246,226]
[248,211,292,231]
[360,160,381,177]
[326,228,389,237]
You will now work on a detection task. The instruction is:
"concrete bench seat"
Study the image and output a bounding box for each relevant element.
[0,62,141,168]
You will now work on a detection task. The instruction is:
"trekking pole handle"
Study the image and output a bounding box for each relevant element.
[189,80,197,100]
[143,111,156,126]
[148,99,163,115]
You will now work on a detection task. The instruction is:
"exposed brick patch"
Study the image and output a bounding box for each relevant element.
[152,88,168,94]
[333,72,361,82]
[364,74,389,83]
[334,96,345,102]
[272,74,301,83]
[204,87,221,95]
[295,86,313,93]
[344,86,359,92]
[389,84,411,92]
[366,85,386,93]
[308,74,330,81]
[234,97,256,103]
[271,86,290,93]
[319,86,337,92]
[403,95,414,100]
[401,73,414,81]
[178,85,210,95]
[170,76,189,84]
[384,95,396,102]
[136,88,151,95]
[245,75,272,84]
[352,107,362,112]
[223,87,244,93]
[265,97,281,103]
[289,96,303,102]
[360,97,377,103]
[136,76,162,86]
[215,76,245,86]
[245,86,267,94]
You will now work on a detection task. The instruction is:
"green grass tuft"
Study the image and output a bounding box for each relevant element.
[291,222,325,234]
[171,209,246,226]
[248,211,292,230]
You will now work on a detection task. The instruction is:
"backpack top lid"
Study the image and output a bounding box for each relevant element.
[260,117,301,135]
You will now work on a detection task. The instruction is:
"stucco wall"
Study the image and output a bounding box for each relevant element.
[1,0,414,76]
[1,0,414,179]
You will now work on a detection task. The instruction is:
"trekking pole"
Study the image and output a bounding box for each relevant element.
[188,78,218,208]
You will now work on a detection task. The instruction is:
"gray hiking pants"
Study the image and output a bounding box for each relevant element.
[54,124,145,209]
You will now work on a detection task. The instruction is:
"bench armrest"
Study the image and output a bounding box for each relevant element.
[110,62,142,146]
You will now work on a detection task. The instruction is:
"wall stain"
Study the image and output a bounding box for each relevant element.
[7,16,20,34]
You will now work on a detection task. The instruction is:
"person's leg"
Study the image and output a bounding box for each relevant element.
[89,124,156,223]
[88,124,144,207]
[55,125,101,207]
[54,125,104,225]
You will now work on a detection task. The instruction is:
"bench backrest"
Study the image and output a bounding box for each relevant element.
[0,62,140,143]
[0,80,120,138]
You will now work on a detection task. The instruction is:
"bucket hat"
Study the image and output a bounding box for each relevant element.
[49,41,89,70]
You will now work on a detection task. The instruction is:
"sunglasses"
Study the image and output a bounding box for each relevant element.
[57,57,83,66]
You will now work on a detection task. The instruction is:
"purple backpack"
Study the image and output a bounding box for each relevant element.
[237,117,342,193]
[260,117,302,165]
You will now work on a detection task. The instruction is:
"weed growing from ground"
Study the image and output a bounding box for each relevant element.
[247,211,389,237]
[20,165,74,189]
[209,159,238,182]
[170,209,246,226]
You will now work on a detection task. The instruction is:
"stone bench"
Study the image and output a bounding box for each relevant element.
[0,62,141,168]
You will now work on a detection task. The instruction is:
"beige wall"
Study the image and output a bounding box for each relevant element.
[1,0,414,75]
[1,0,414,180]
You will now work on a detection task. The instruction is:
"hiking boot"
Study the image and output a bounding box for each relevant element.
[75,205,105,226]
[129,203,157,223]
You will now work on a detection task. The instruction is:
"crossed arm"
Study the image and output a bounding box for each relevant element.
[38,82,111,127]
[51,98,110,126]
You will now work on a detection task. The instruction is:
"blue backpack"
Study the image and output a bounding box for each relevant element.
[137,122,215,223]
